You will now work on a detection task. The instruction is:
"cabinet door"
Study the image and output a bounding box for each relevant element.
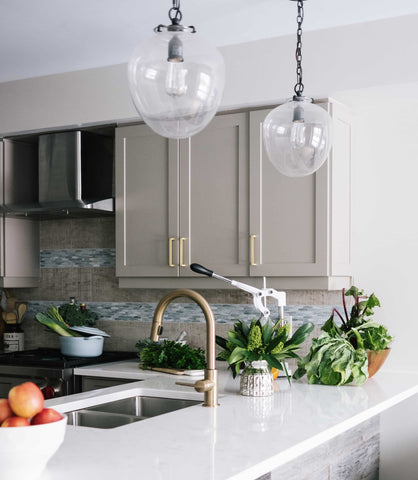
[179,113,249,277]
[0,216,40,287]
[115,125,179,277]
[3,138,38,211]
[249,108,329,277]
[0,141,40,287]
[328,100,352,277]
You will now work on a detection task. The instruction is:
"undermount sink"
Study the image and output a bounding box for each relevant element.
[67,396,201,429]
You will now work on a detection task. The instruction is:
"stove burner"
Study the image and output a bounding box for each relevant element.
[0,348,137,369]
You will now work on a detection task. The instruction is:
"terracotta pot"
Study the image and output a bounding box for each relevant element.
[367,348,391,378]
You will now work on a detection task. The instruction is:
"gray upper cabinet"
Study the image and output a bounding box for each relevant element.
[180,113,248,277]
[116,113,248,281]
[0,216,40,287]
[249,100,352,289]
[115,124,178,278]
[0,140,40,288]
[116,99,352,290]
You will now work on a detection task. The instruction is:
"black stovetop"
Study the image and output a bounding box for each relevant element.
[0,348,138,369]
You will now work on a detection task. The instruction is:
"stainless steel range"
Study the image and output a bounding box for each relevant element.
[0,348,137,398]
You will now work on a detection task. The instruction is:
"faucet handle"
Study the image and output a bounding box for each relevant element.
[175,381,195,388]
[176,379,215,393]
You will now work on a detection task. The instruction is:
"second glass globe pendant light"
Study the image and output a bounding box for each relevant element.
[263,0,332,177]
[127,0,225,139]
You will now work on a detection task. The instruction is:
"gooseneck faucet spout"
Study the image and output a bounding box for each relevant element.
[150,289,218,407]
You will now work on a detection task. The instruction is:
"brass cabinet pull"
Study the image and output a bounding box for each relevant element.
[250,234,257,266]
[168,237,175,267]
[179,237,187,267]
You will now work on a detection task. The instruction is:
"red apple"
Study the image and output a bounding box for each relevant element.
[31,408,63,425]
[0,398,13,424]
[1,416,30,427]
[8,382,44,418]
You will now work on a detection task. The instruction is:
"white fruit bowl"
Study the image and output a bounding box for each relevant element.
[0,415,67,480]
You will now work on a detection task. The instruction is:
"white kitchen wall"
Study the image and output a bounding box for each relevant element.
[335,89,418,479]
[0,14,417,135]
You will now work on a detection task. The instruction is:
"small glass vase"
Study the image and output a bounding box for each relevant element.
[240,360,274,397]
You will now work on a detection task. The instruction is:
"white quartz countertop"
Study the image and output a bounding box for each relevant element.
[40,361,418,480]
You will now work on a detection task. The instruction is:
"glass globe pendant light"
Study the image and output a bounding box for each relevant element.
[262,0,332,177]
[127,0,225,139]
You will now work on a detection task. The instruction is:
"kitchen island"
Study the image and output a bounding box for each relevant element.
[42,362,418,480]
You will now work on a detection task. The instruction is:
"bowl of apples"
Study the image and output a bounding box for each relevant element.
[0,381,67,480]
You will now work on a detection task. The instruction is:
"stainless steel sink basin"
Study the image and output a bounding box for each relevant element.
[67,410,144,428]
[67,396,201,429]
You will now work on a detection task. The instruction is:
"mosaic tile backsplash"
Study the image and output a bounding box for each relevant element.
[27,300,335,327]
[40,248,115,268]
[15,217,342,351]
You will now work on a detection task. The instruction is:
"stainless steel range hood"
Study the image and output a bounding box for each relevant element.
[38,131,114,215]
[2,130,114,218]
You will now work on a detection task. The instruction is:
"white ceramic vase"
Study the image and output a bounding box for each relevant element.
[240,360,273,397]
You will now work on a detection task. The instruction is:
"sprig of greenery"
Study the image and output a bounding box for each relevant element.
[322,287,392,352]
[216,318,314,383]
[136,340,206,370]
[58,303,98,327]
[349,322,392,352]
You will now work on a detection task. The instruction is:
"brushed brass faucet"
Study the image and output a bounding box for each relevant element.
[150,289,219,407]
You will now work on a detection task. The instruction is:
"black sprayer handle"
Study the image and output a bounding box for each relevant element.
[190,263,214,277]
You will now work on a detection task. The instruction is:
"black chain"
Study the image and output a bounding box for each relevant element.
[154,0,196,33]
[294,0,304,96]
[168,0,182,25]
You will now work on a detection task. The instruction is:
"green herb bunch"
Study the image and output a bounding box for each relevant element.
[216,318,314,382]
[59,303,98,327]
[136,339,206,370]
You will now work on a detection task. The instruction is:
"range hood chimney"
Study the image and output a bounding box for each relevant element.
[38,131,114,214]
[2,130,114,218]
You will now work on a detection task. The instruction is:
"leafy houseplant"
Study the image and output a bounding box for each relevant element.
[293,286,392,386]
[321,286,392,353]
[215,318,314,383]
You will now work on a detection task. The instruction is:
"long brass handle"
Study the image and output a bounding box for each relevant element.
[168,237,175,267]
[179,237,187,267]
[250,234,257,266]
[176,379,215,393]
[175,381,195,388]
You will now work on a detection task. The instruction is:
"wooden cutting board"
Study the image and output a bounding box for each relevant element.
[140,366,186,375]
[139,365,204,376]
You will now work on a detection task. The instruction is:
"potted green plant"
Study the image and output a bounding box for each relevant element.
[216,318,314,394]
[293,286,392,386]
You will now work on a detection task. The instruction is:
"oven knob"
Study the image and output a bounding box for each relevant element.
[36,378,65,399]
[35,378,49,391]
[41,386,55,399]
[49,378,64,395]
